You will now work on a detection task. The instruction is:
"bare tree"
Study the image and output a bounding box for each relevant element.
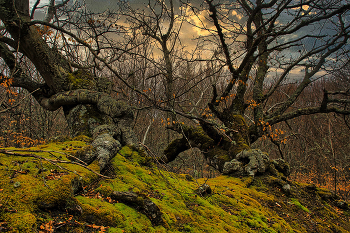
[161,0,350,173]
[0,0,168,223]
[1,0,350,177]
[0,0,140,171]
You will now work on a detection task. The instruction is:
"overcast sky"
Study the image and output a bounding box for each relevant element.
[28,0,337,80]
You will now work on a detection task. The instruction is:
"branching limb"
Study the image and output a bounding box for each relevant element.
[0,149,111,178]
[266,106,350,126]
[3,148,88,166]
[38,89,133,120]
[205,0,238,104]
[0,88,40,114]
[163,124,215,163]
[110,191,163,225]
[0,41,55,99]
[30,0,41,19]
[267,33,349,119]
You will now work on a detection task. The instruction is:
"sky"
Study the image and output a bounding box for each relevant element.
[27,0,341,81]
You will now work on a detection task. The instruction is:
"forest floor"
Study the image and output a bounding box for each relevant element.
[0,138,349,233]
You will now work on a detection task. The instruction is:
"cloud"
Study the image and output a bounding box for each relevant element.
[232,10,242,20]
[183,6,214,37]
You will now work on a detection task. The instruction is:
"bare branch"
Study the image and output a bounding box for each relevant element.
[0,149,111,179]
[267,106,350,126]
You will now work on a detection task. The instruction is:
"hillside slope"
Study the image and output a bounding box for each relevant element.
[0,139,349,233]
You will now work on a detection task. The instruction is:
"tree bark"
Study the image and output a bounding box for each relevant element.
[163,118,250,172]
[110,191,163,225]
[0,0,139,171]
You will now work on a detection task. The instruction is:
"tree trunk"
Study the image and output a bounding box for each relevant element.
[0,0,139,171]
[163,112,250,172]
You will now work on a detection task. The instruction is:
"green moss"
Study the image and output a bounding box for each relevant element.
[72,135,93,143]
[66,69,113,95]
[66,70,95,90]
[76,196,126,227]
[1,142,349,233]
[0,141,101,231]
[118,146,153,167]
[290,198,310,213]
[4,212,36,233]
[66,104,114,137]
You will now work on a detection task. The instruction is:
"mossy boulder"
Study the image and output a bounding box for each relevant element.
[66,70,113,94]
[223,149,269,177]
[65,104,114,137]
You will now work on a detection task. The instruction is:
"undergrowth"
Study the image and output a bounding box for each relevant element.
[0,140,349,233]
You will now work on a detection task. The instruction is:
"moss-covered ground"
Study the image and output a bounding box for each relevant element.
[0,140,349,232]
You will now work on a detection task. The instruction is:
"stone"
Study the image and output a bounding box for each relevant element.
[222,149,269,177]
[185,174,194,181]
[282,184,291,194]
[195,184,212,196]
[13,181,21,188]
[336,200,349,210]
[92,131,121,170]
[272,158,290,177]
[236,149,269,176]
[222,159,243,176]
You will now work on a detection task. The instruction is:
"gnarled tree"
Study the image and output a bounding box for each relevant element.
[0,0,166,224]
[1,0,350,178]
[0,0,138,170]
[161,0,350,174]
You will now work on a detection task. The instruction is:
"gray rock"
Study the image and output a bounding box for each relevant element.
[282,184,291,194]
[236,149,269,176]
[13,181,21,188]
[223,149,269,177]
[195,184,212,196]
[272,158,291,177]
[92,133,120,153]
[222,159,243,175]
[336,200,349,210]
[92,131,121,170]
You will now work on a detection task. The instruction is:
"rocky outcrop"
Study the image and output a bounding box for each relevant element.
[222,149,269,176]
[222,149,290,178]
[92,125,121,171]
